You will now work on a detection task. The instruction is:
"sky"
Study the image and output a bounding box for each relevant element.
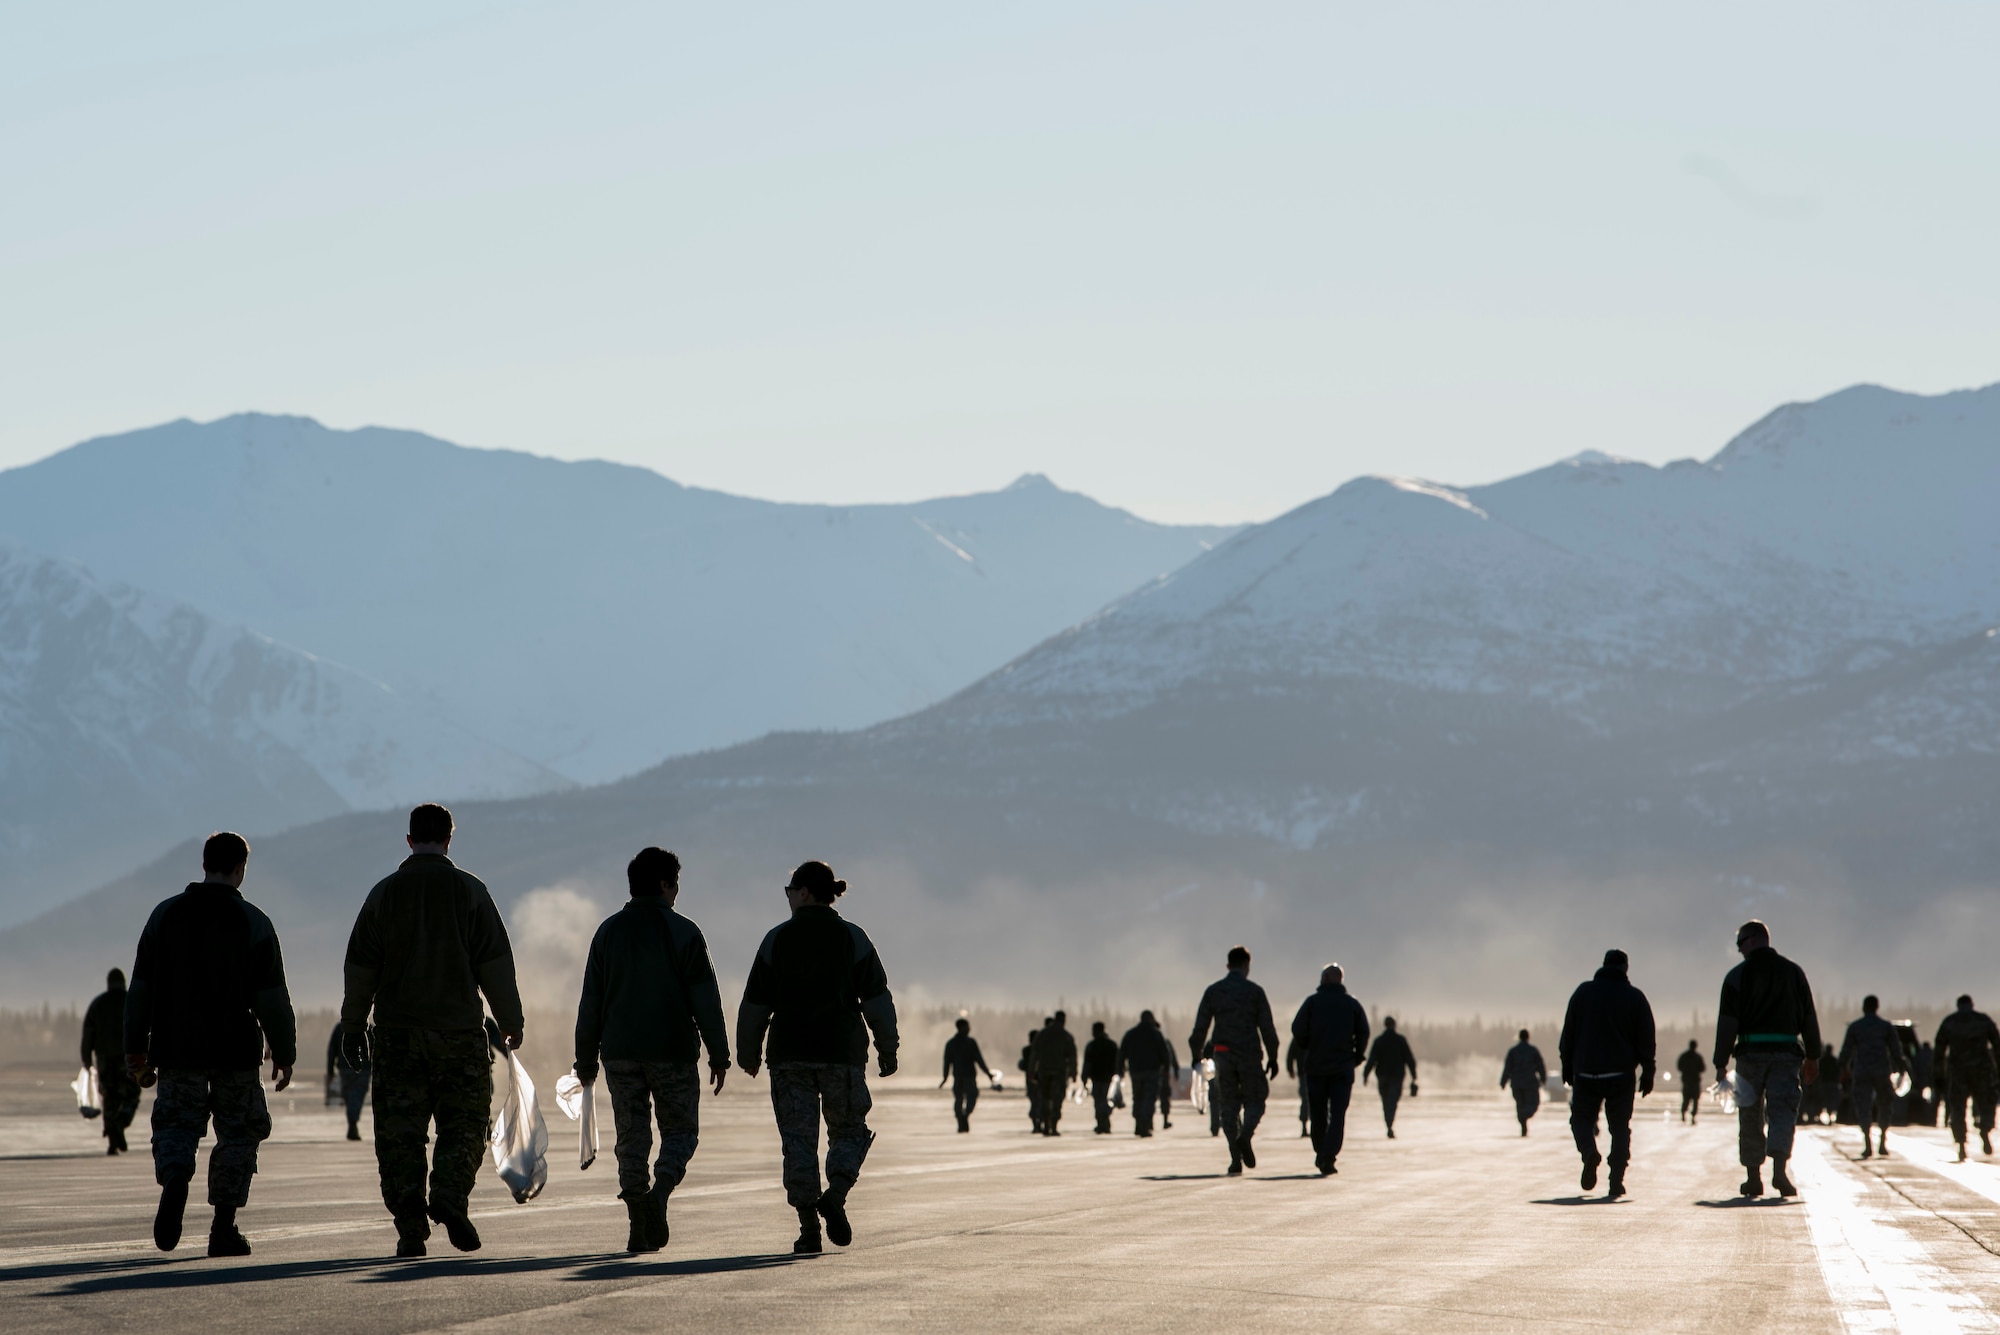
[3,2,1997,524]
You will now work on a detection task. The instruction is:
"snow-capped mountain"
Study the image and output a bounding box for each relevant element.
[0,545,561,924]
[0,415,1235,784]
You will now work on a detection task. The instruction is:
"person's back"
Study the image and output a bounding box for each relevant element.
[1188,947,1281,1174]
[1936,1006,2000,1074]
[344,855,522,1033]
[1506,1040,1547,1090]
[1933,998,2000,1160]
[1192,970,1279,1061]
[1841,1012,1902,1078]
[1290,966,1369,1174]
[1676,1045,1705,1084]
[940,1023,989,1133]
[1558,950,1656,1198]
[1083,1032,1119,1081]
[81,970,141,1155]
[1120,1022,1170,1074]
[1366,1029,1415,1081]
[746,907,888,1066]
[1714,922,1820,1198]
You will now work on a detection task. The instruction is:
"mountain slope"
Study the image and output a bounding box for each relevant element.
[0,545,561,924]
[0,415,1234,782]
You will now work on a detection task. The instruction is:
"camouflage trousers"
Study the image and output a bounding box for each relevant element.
[1130,1070,1162,1133]
[604,1060,701,1200]
[370,1027,492,1218]
[769,1064,874,1209]
[94,1058,140,1140]
[1942,1064,1998,1144]
[151,1068,271,1208]
[1734,1052,1802,1167]
[1210,1050,1269,1149]
[1035,1073,1068,1129]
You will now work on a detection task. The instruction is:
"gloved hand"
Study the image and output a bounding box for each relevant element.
[1801,1058,1820,1086]
[1264,1058,1280,1079]
[878,1050,899,1078]
[574,1060,599,1086]
[1409,1082,1419,1098]
[128,1053,156,1089]
[1638,1069,1654,1098]
[340,1027,369,1072]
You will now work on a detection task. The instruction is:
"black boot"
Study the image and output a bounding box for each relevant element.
[646,1183,670,1250]
[1772,1160,1797,1198]
[1606,1168,1626,1199]
[428,1196,482,1252]
[792,1206,823,1254]
[207,1205,252,1257]
[393,1196,430,1258]
[154,1170,191,1252]
[624,1197,657,1253]
[1579,1159,1599,1193]
[817,1188,853,1247]
[346,1122,362,1142]
[1741,1167,1764,1198]
[1238,1134,1257,1169]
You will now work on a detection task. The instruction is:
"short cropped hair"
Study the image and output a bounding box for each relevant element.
[627,847,682,895]
[1862,995,1879,1013]
[202,831,249,873]
[1737,919,1770,947]
[1226,945,1251,969]
[1519,1029,1529,1041]
[409,803,454,844]
[1092,1021,1106,1035]
[955,1018,969,1033]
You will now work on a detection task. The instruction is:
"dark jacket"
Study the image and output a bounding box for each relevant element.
[1559,967,1656,1084]
[1502,1041,1547,1091]
[81,985,126,1064]
[1031,1023,1078,1081]
[1935,1009,2000,1077]
[1291,982,1370,1074]
[1717,946,1819,1059]
[1082,1035,1120,1082]
[125,883,296,1071]
[1363,1031,1417,1084]
[942,1033,990,1084]
[1189,972,1280,1064]
[1839,1014,1908,1080]
[341,854,523,1034]
[1676,1048,1706,1084]
[736,904,897,1067]
[576,898,730,1069]
[1119,1023,1172,1075]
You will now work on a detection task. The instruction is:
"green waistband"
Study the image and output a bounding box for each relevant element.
[1740,1033,1798,1043]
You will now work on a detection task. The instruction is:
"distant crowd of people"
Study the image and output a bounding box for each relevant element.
[78,804,2000,1263]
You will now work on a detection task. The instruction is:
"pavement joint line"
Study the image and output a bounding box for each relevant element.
[1793,1131,2000,1333]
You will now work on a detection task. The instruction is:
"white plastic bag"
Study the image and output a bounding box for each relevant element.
[1191,1058,1214,1115]
[553,1073,598,1172]
[490,1050,549,1202]
[1709,1079,1737,1116]
[72,1065,101,1120]
[1111,1075,1125,1110]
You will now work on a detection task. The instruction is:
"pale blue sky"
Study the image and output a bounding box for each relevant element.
[4,3,1996,523]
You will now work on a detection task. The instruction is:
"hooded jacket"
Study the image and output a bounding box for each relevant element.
[1291,982,1371,1074]
[1558,966,1656,1084]
[125,883,296,1071]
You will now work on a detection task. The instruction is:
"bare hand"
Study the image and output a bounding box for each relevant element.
[710,1066,728,1095]
[742,1060,761,1080]
[272,1062,293,1092]
[1802,1058,1820,1085]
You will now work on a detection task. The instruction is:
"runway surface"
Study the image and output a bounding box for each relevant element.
[3,1069,1998,1333]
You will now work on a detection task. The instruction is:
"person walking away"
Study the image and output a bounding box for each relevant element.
[1155,1020,1181,1129]
[1081,1022,1119,1134]
[1285,1036,1310,1138]
[736,860,898,1254]
[574,847,731,1253]
[1362,1017,1418,1138]
[1675,1041,1705,1125]
[326,1021,371,1140]
[1030,1012,1078,1136]
[940,1018,992,1132]
[1558,949,1656,1199]
[124,832,295,1257]
[340,803,524,1257]
[1291,964,1369,1176]
[1119,1010,1172,1137]
[1188,945,1281,1176]
[81,969,139,1154]
[1839,996,1909,1160]
[1933,995,2000,1163]
[1021,1027,1044,1132]
[1712,920,1820,1199]
[1501,1030,1548,1136]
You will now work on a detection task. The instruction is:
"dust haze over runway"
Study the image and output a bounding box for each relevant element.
[3,1067,1997,1334]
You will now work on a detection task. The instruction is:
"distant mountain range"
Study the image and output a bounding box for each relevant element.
[6,382,1993,1010]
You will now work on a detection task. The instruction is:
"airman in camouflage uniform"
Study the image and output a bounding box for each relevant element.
[81,968,140,1153]
[1188,945,1281,1175]
[1935,995,2000,1162]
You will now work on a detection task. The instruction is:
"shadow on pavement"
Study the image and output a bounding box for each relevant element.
[1254,1174,1325,1181]
[1693,1198,1801,1209]
[48,1255,390,1293]
[1139,1174,1229,1181]
[1531,1196,1630,1206]
[0,1257,177,1286]
[566,1253,817,1281]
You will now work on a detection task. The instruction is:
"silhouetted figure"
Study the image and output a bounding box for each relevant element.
[1810,1043,1840,1125]
[1838,996,1908,1160]
[1362,1017,1418,1138]
[1675,1041,1705,1124]
[1083,1022,1120,1134]
[1933,994,2000,1163]
[1285,1036,1308,1138]
[736,860,897,1255]
[1021,1027,1044,1131]
[81,968,139,1154]
[341,803,524,1258]
[1559,948,1656,1199]
[125,832,295,1258]
[1501,1030,1548,1136]
[940,1018,992,1132]
[1291,963,1369,1176]
[1154,1018,1181,1129]
[1188,945,1281,1176]
[1030,1012,1078,1135]
[1914,1042,1936,1125]
[1119,1010,1173,1137]
[575,847,732,1253]
[325,1021,370,1140]
[1713,919,1820,1199]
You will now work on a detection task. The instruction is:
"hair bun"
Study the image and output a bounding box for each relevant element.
[830,879,848,898]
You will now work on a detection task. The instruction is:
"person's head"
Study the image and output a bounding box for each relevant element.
[627,847,682,902]
[107,968,126,991]
[1602,948,1629,974]
[1687,1038,1698,1050]
[784,860,845,909]
[1519,1029,1530,1043]
[955,1017,970,1035]
[1042,1016,1054,1029]
[1735,920,1770,955]
[1959,994,1975,1012]
[1321,963,1344,987]
[408,803,453,851]
[1054,1010,1067,1029]
[202,831,249,885]
[1863,995,1879,1015]
[1140,1009,1156,1026]
[1226,945,1251,974]
[1383,1016,1397,1032]
[1092,1021,1106,1037]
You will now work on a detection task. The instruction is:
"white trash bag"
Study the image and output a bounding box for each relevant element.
[1891,1071,1913,1098]
[491,1050,549,1202]
[553,1073,598,1172]
[1191,1058,1215,1115]
[72,1065,101,1120]
[1709,1079,1737,1116]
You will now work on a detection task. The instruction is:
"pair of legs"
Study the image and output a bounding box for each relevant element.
[952,1078,980,1132]
[1851,1072,1894,1157]
[1302,1067,1354,1173]
[370,1027,493,1255]
[1512,1083,1540,1135]
[1130,1070,1162,1135]
[96,1060,140,1153]
[770,1064,874,1253]
[606,1060,702,1251]
[1942,1067,1997,1160]
[150,1068,271,1256]
[1569,1074,1634,1196]
[1089,1077,1113,1133]
[1378,1077,1403,1137]
[1035,1074,1067,1133]
[1679,1085,1698,1123]
[1733,1052,1802,1196]
[1209,1051,1269,1173]
[341,1066,371,1139]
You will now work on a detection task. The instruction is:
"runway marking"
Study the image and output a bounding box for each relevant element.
[1792,1133,1999,1333]
[1877,1131,2000,1212]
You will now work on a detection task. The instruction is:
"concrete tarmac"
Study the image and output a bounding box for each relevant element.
[3,1072,1998,1333]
